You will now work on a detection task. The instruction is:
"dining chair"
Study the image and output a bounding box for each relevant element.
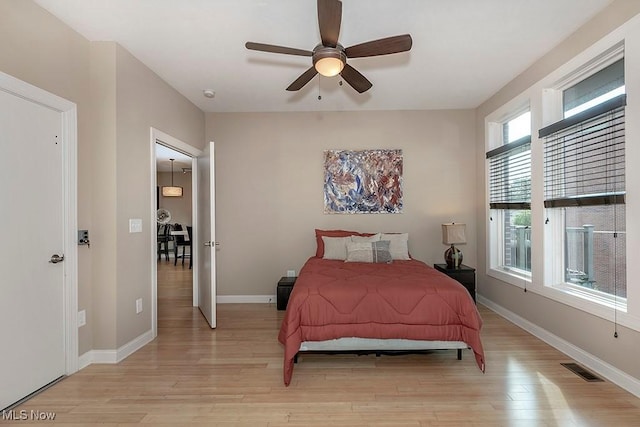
[157,223,172,261]
[173,224,192,268]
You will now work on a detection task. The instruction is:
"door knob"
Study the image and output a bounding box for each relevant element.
[49,254,65,264]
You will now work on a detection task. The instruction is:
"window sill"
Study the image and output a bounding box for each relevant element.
[535,283,639,332]
[552,283,627,312]
[487,267,531,289]
[485,270,640,332]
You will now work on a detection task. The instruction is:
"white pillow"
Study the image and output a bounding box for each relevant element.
[350,233,381,243]
[380,233,410,260]
[345,240,393,263]
[322,236,350,260]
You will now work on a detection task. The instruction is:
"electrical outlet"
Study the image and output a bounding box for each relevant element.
[287,269,296,277]
[78,310,86,327]
[136,298,143,314]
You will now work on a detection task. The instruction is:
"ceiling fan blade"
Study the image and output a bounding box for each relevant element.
[245,42,312,57]
[317,0,342,47]
[286,67,319,91]
[345,34,413,58]
[340,64,372,93]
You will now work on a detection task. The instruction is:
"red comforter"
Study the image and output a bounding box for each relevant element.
[278,257,485,385]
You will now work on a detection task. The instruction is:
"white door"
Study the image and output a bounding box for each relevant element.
[197,141,216,328]
[0,89,66,409]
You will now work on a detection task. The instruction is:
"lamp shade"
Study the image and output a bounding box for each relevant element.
[162,186,183,197]
[442,223,466,245]
[313,47,346,77]
[162,158,183,197]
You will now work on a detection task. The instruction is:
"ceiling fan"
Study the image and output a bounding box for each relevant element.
[245,0,412,93]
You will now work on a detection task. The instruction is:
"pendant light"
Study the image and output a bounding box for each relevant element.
[162,158,183,197]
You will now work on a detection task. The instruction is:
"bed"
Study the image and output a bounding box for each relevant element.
[277,230,485,386]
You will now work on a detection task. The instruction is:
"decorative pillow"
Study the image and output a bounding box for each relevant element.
[350,233,381,243]
[380,233,410,260]
[345,240,392,263]
[322,236,351,260]
[314,229,373,257]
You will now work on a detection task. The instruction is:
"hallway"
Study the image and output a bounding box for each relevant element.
[157,259,198,330]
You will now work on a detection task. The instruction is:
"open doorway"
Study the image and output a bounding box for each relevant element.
[156,144,193,331]
[150,128,203,337]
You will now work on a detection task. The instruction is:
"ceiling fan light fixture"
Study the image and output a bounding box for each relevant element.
[313,47,346,77]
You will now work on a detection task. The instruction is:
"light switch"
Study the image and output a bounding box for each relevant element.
[129,218,143,233]
[78,310,86,327]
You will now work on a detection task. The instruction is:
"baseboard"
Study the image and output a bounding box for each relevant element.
[478,295,640,399]
[217,295,276,304]
[78,350,95,370]
[78,349,116,369]
[115,329,154,362]
[77,329,154,370]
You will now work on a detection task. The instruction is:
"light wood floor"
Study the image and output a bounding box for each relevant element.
[5,261,640,426]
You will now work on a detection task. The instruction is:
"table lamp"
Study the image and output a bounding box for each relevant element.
[442,223,466,268]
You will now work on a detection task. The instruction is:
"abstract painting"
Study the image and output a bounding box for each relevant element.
[324,149,403,214]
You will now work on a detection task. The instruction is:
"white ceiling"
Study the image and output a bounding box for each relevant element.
[156,144,191,172]
[34,0,614,113]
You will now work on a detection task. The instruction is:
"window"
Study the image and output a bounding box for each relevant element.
[540,58,626,301]
[563,58,625,118]
[487,110,532,275]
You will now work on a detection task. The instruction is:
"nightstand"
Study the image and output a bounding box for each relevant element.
[277,277,297,310]
[434,264,476,303]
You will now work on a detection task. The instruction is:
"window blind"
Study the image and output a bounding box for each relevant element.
[487,135,531,210]
[539,94,626,208]
[563,58,624,113]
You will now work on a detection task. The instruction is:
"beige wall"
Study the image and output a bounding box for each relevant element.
[114,45,204,347]
[0,1,205,353]
[206,110,477,296]
[89,42,118,350]
[475,0,640,382]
